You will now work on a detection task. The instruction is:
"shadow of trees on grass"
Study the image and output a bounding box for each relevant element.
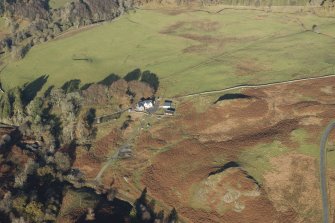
[214,93,252,104]
[98,73,120,86]
[22,75,49,105]
[19,68,160,108]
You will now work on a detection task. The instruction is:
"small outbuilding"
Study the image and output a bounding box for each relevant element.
[162,100,173,109]
[118,145,132,158]
[164,108,175,116]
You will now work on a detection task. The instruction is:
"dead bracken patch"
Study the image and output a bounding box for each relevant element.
[121,76,335,222]
[264,154,322,222]
[92,129,121,159]
[73,151,101,179]
[160,20,242,54]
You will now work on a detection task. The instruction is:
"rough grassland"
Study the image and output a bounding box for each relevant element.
[238,141,288,183]
[0,17,5,28]
[1,8,335,96]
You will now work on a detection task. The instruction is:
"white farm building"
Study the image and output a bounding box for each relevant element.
[136,100,154,111]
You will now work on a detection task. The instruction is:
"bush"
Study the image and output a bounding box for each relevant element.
[12,195,28,214]
[0,92,12,119]
[167,208,178,223]
[11,87,25,123]
[11,44,31,60]
[54,152,71,172]
[25,201,44,222]
[312,24,320,33]
[85,108,96,128]
[27,97,44,123]
[61,79,81,94]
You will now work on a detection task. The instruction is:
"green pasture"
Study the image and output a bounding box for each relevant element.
[1,8,335,97]
[290,129,320,157]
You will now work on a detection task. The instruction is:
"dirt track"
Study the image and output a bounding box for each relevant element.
[177,73,335,99]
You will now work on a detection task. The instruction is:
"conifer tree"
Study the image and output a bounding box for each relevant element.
[12,87,25,122]
[167,208,178,223]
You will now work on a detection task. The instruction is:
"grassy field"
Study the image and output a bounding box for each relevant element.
[49,0,72,9]
[238,141,288,183]
[0,17,9,39]
[290,129,320,157]
[1,8,335,97]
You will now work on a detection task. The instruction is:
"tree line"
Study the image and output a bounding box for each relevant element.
[0,70,167,223]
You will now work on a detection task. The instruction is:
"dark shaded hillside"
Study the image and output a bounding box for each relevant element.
[0,0,133,60]
[52,0,133,26]
[0,0,132,22]
[1,0,50,20]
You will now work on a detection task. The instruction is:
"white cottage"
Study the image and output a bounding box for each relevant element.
[136,100,154,111]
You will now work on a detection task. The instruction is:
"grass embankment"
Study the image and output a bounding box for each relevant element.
[1,8,335,96]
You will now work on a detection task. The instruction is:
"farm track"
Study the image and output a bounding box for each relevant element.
[0,122,17,128]
[160,27,299,81]
[53,16,122,41]
[137,5,321,15]
[161,28,335,82]
[176,73,335,98]
[94,148,120,181]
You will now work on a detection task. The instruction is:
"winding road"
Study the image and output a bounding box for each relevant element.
[320,121,335,223]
